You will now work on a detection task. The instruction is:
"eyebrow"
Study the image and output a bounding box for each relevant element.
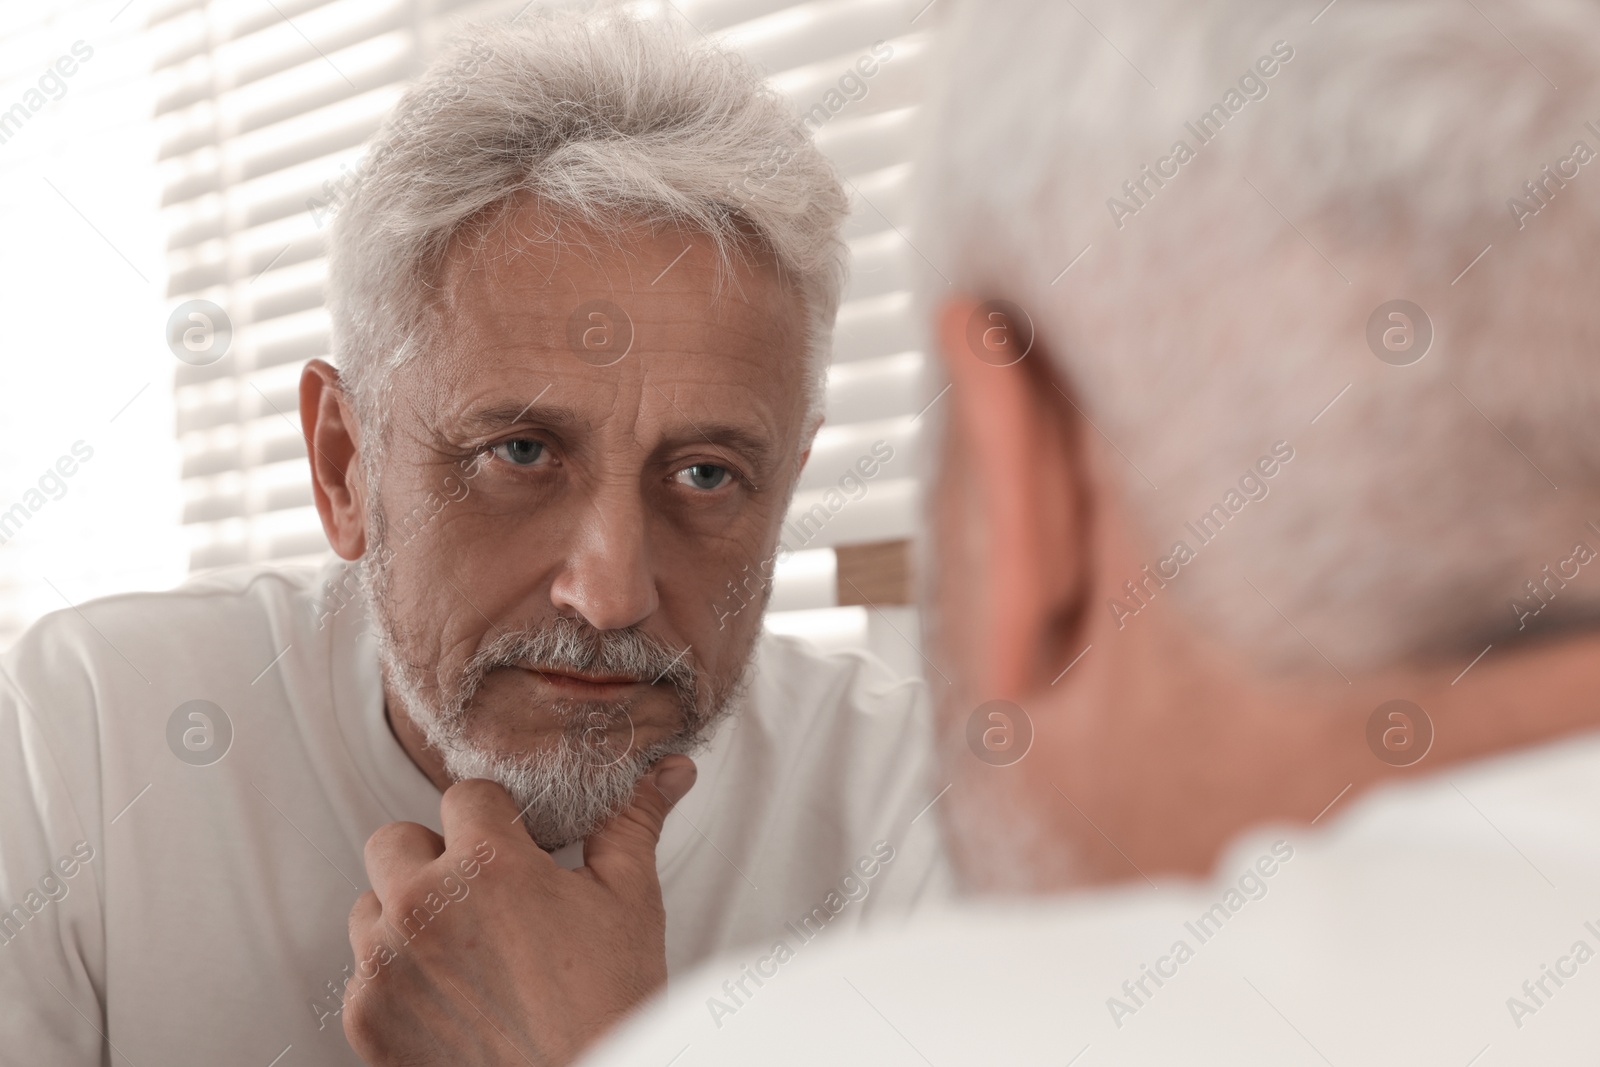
[663,422,778,477]
[450,400,587,438]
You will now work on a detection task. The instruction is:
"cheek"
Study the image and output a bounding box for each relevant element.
[654,535,775,676]
[464,668,546,726]
[385,481,564,609]
[688,595,766,708]
[374,547,489,680]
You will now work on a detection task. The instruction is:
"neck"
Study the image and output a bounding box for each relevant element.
[955,615,1600,891]
[383,683,454,794]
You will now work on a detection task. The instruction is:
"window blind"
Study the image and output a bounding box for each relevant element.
[155,0,934,674]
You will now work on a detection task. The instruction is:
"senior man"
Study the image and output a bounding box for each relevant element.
[395,0,1600,1062]
[0,12,950,1066]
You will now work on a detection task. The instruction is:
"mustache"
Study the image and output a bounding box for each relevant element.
[462,616,700,716]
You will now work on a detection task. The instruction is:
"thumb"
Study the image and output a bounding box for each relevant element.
[583,755,697,885]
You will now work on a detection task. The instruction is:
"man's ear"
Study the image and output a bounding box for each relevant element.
[299,359,367,561]
[933,297,1090,700]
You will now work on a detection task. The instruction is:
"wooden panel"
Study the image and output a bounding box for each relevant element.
[835,538,911,606]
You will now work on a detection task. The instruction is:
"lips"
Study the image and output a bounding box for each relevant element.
[521,666,647,688]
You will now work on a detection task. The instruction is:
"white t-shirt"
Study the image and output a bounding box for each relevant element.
[585,730,1600,1066]
[0,560,950,1066]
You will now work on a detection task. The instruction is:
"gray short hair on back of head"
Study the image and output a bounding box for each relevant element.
[916,0,1600,671]
[328,6,849,450]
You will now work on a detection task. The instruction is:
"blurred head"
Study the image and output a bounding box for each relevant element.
[914,0,1600,885]
[303,11,848,848]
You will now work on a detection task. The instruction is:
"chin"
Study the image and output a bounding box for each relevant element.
[437,729,659,850]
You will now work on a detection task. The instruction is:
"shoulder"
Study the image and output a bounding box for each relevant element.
[597,732,1600,1065]
[0,559,348,850]
[4,561,330,684]
[1292,729,1600,868]
[0,561,337,755]
[746,630,931,739]
[584,896,1187,1065]
[736,630,938,800]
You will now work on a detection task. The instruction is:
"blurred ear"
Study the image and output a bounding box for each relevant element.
[932,298,1090,699]
[299,359,367,561]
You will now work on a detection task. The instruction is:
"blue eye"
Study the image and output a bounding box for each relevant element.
[492,439,547,466]
[676,463,731,490]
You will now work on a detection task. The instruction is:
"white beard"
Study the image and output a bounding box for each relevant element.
[361,520,750,850]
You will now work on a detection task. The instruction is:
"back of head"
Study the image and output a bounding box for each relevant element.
[915,0,1600,671]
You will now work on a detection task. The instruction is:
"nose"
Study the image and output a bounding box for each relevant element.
[548,481,659,631]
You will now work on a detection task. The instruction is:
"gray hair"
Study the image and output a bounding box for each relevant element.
[327,7,849,447]
[916,0,1600,670]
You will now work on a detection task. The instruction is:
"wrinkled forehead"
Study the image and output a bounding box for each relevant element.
[432,195,804,344]
[389,198,813,455]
